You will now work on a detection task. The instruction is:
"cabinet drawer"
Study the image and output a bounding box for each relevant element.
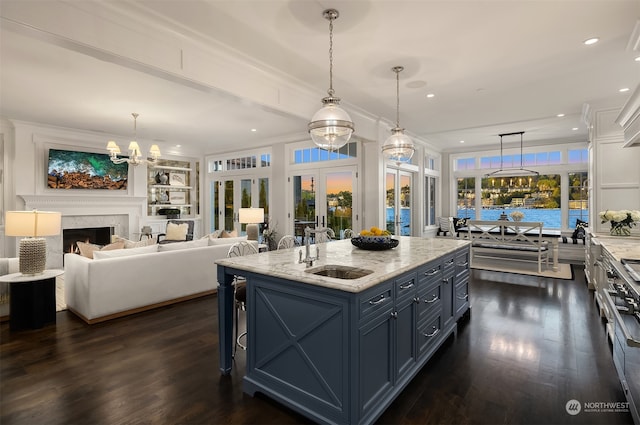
[395,273,417,301]
[417,312,443,357]
[359,285,393,322]
[454,278,469,319]
[443,255,456,272]
[418,263,442,286]
[417,280,442,321]
[455,249,470,277]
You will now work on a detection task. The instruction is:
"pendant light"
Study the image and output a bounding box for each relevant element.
[308,9,354,151]
[484,131,539,177]
[381,66,415,164]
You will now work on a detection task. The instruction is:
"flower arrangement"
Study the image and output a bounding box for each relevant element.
[599,209,640,236]
[510,211,524,221]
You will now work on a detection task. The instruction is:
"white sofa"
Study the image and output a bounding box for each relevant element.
[0,258,19,320]
[64,237,253,323]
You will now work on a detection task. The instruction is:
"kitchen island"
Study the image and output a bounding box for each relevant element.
[216,236,470,425]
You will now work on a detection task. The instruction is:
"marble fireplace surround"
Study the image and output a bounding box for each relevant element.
[20,195,147,269]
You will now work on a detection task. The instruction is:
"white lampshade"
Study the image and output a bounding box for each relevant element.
[382,128,415,164]
[239,208,264,224]
[149,144,161,157]
[106,141,120,153]
[5,210,62,237]
[308,100,354,151]
[128,141,141,157]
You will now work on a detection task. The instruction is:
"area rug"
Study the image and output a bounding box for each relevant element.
[471,258,574,280]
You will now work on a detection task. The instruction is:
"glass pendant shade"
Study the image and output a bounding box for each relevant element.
[308,98,354,150]
[382,128,415,164]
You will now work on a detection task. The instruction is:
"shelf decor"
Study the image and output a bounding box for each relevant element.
[169,172,186,186]
[599,209,640,236]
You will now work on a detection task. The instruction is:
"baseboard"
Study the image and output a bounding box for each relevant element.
[68,289,217,324]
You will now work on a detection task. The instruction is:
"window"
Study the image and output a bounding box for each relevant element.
[425,176,436,226]
[480,174,561,228]
[568,149,588,164]
[568,172,588,227]
[456,158,475,171]
[457,177,476,219]
[293,142,357,164]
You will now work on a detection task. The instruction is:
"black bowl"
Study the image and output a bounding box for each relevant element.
[351,236,399,251]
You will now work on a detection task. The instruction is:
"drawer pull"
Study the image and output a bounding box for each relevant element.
[445,259,454,266]
[456,293,468,300]
[424,326,440,338]
[457,261,469,267]
[424,295,439,303]
[369,295,386,305]
[390,312,398,319]
[413,296,420,303]
[399,282,414,290]
[424,269,438,276]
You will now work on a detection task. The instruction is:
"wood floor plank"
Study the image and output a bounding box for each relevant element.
[0,266,633,424]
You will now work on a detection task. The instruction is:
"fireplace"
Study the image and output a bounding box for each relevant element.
[63,227,113,255]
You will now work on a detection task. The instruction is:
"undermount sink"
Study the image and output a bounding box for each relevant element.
[305,265,373,279]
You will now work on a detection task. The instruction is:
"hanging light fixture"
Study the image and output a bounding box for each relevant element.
[382,66,415,164]
[308,9,354,151]
[485,131,539,177]
[106,113,161,166]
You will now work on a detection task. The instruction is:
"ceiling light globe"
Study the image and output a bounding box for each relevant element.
[308,99,354,150]
[382,128,415,164]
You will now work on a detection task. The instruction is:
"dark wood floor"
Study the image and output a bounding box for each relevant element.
[0,266,633,425]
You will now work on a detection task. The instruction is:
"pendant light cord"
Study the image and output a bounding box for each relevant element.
[327,15,334,97]
[395,70,400,128]
[132,112,139,140]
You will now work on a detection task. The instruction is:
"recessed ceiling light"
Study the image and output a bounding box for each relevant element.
[619,88,630,93]
[175,144,181,148]
[557,113,565,117]
[635,56,640,62]
[426,93,435,98]
[459,140,465,144]
[583,37,599,45]
[251,128,257,132]
[572,127,578,131]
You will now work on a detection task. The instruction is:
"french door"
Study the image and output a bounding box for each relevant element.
[386,169,413,236]
[290,167,356,240]
[210,175,269,233]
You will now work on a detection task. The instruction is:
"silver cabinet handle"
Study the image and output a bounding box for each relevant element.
[424,269,438,276]
[399,282,414,290]
[390,312,398,319]
[424,326,439,338]
[445,259,454,266]
[456,293,468,300]
[369,295,386,305]
[413,296,420,303]
[424,295,439,303]
[457,261,469,267]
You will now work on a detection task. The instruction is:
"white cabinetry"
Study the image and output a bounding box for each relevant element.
[147,159,198,218]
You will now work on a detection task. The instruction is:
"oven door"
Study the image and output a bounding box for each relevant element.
[604,290,640,424]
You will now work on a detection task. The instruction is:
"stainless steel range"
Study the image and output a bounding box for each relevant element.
[601,255,640,425]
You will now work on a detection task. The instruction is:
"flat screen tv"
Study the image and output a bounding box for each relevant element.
[47,148,129,190]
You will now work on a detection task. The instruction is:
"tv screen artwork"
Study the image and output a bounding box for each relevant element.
[47,148,129,190]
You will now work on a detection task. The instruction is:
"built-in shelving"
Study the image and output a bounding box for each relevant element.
[147,159,198,217]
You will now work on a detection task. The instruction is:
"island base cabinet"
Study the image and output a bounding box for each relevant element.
[242,247,470,425]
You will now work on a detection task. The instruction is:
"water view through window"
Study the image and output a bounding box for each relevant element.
[457,173,588,229]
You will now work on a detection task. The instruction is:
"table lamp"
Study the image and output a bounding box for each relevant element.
[239,208,264,241]
[5,210,62,275]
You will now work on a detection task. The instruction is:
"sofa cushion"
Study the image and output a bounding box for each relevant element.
[77,241,125,259]
[165,222,189,241]
[220,229,238,238]
[114,236,157,249]
[208,236,247,246]
[158,238,209,251]
[93,244,158,260]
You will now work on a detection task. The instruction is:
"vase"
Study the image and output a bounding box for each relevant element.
[610,222,631,236]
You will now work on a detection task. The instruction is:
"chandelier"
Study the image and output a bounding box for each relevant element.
[485,131,539,177]
[308,9,354,151]
[106,113,161,166]
[381,66,415,164]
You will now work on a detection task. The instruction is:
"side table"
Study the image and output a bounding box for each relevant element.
[0,270,63,331]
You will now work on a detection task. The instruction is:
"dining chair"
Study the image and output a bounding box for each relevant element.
[227,241,258,357]
[277,235,300,250]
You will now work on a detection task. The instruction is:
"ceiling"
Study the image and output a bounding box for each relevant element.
[1,1,639,155]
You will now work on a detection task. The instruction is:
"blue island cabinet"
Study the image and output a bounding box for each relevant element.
[241,246,470,425]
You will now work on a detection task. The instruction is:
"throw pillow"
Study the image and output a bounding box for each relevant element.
[220,229,238,238]
[572,219,588,239]
[453,217,468,231]
[114,236,157,249]
[165,222,189,241]
[93,244,158,260]
[208,236,248,246]
[77,241,125,259]
[157,239,209,252]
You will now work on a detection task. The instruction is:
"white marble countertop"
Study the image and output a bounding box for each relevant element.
[592,234,640,262]
[216,236,470,293]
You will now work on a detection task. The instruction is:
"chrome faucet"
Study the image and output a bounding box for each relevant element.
[299,227,329,267]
